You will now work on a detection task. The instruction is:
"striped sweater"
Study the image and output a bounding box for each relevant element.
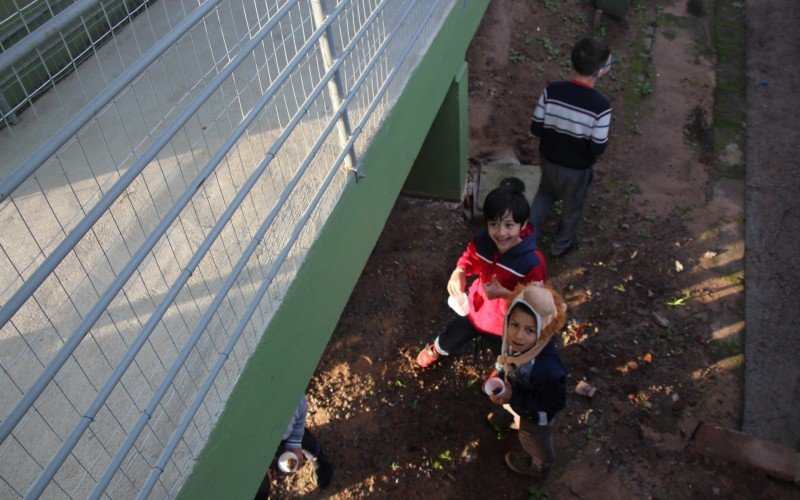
[530,80,612,169]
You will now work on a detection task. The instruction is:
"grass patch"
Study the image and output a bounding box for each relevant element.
[708,339,743,362]
[712,0,746,179]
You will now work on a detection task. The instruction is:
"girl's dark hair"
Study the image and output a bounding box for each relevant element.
[483,177,529,224]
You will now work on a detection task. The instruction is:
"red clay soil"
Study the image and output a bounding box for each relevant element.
[267,1,797,498]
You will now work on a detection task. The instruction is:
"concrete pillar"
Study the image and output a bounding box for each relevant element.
[403,61,468,201]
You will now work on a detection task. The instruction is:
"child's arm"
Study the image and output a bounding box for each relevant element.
[529,90,547,137]
[447,267,466,296]
[450,239,480,295]
[284,397,308,449]
[483,275,511,300]
[510,378,566,425]
[455,240,479,275]
[282,397,309,470]
[283,448,307,470]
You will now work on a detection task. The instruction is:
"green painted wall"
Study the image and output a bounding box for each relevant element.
[403,61,468,200]
[177,1,489,498]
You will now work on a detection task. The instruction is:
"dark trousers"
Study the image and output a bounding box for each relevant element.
[435,315,501,356]
[530,157,594,255]
[519,418,555,471]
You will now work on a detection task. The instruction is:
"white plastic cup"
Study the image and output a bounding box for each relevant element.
[483,377,508,397]
[447,293,469,316]
[278,451,300,473]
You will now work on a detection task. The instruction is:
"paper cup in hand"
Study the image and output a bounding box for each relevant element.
[278,451,300,473]
[483,377,507,397]
[447,293,469,316]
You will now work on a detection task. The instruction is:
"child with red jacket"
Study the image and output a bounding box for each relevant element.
[416,179,547,367]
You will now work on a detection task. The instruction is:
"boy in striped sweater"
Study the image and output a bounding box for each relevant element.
[529,36,614,258]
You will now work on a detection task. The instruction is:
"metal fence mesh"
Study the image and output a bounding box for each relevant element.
[0,0,455,497]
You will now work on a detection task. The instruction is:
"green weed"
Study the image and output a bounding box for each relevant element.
[538,37,562,59]
[634,81,653,96]
[666,290,691,307]
[671,204,694,220]
[529,482,549,499]
[586,428,609,443]
[543,0,561,12]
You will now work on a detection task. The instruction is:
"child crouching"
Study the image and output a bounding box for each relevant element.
[484,282,567,478]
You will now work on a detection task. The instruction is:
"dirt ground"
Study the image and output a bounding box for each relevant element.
[268,0,797,498]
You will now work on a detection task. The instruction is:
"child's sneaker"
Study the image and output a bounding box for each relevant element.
[504,452,549,479]
[416,344,440,368]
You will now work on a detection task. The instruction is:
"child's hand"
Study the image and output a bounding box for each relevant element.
[489,383,512,405]
[483,275,510,300]
[447,268,466,296]
[286,448,306,471]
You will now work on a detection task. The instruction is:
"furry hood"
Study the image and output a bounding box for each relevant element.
[498,282,567,372]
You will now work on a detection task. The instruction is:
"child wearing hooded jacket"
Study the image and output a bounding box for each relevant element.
[255,395,333,498]
[485,282,567,478]
[416,179,547,368]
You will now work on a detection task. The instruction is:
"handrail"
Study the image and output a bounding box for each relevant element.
[16,3,349,492]
[137,1,442,495]
[0,0,101,75]
[0,0,303,450]
[0,0,226,204]
[91,0,399,487]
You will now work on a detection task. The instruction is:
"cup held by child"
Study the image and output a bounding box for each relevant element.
[278,451,300,473]
[483,377,508,397]
[447,292,469,316]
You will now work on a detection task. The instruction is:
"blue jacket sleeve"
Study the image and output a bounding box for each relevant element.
[282,396,308,449]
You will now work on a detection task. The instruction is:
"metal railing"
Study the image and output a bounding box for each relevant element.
[0,0,454,497]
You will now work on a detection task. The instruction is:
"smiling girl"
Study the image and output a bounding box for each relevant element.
[416,179,547,368]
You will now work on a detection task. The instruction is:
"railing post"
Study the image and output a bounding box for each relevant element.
[310,0,358,177]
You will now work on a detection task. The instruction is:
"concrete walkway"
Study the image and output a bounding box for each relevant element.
[742,0,800,449]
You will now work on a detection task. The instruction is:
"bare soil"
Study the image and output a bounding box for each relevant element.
[268,0,796,498]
